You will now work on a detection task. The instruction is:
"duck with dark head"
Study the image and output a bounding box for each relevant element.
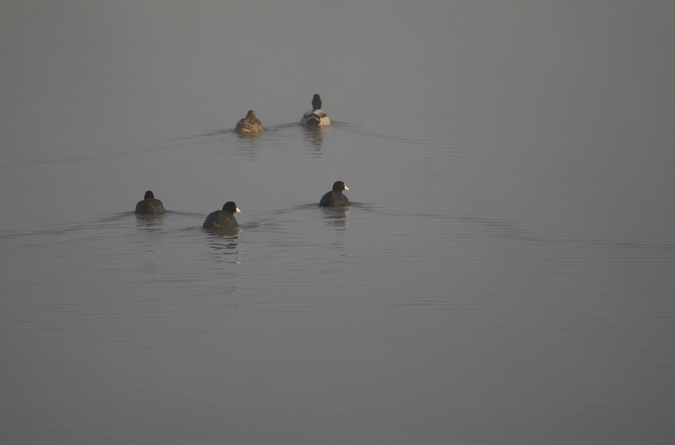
[301,94,331,126]
[135,190,166,215]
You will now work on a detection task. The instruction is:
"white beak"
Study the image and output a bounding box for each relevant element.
[236,208,241,212]
[344,186,349,190]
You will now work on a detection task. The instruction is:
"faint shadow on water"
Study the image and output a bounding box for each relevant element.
[320,206,349,229]
[204,229,241,264]
[135,213,167,231]
[236,131,263,141]
[168,121,474,176]
[349,202,403,217]
[0,119,470,173]
[458,215,541,242]
[301,125,329,156]
[0,212,133,241]
[249,202,400,233]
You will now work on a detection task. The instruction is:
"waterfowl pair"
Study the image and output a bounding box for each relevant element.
[199,181,348,231]
[234,94,330,132]
[200,181,349,229]
[134,191,240,229]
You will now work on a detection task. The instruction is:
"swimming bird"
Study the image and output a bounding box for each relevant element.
[319,181,350,207]
[135,190,166,215]
[301,94,331,126]
[234,110,265,133]
[203,201,241,230]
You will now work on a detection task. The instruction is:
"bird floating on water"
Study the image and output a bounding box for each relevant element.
[301,94,331,126]
[234,110,265,133]
[135,190,166,215]
[203,201,241,230]
[319,181,350,207]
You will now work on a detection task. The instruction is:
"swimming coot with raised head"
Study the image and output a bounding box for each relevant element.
[203,201,241,230]
[319,181,350,207]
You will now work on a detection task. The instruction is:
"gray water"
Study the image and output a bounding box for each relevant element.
[2,2,675,444]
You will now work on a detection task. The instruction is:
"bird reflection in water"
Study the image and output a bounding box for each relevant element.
[206,231,242,264]
[321,206,349,229]
[303,125,329,156]
[237,130,262,141]
[135,213,167,231]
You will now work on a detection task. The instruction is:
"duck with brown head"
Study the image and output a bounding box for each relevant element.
[235,110,265,133]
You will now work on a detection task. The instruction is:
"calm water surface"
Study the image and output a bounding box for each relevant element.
[2,1,675,444]
[2,122,674,444]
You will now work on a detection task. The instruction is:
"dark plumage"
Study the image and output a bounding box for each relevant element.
[319,181,350,207]
[135,190,166,215]
[234,110,265,133]
[301,94,331,126]
[203,201,240,230]
[311,94,322,111]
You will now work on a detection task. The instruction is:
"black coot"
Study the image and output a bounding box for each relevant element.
[203,201,240,230]
[319,181,350,207]
[135,190,166,215]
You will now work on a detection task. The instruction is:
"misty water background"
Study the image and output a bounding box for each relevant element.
[2,1,675,444]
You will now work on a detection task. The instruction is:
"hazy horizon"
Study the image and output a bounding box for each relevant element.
[3,1,673,150]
